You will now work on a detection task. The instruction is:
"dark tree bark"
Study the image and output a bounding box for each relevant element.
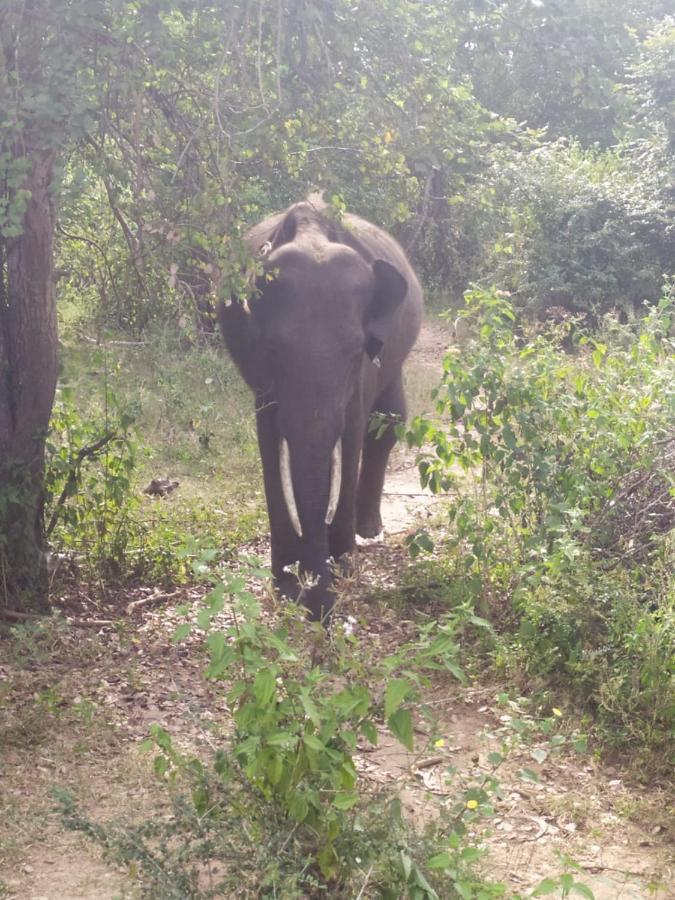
[0,148,59,613]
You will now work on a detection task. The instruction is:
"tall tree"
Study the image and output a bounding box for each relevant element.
[0,0,107,610]
[1,1,63,611]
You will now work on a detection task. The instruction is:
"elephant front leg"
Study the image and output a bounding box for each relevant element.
[255,396,303,596]
[356,375,406,538]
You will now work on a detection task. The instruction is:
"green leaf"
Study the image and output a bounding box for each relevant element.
[400,850,413,880]
[571,883,595,899]
[427,852,453,869]
[302,734,325,752]
[225,576,246,594]
[384,678,410,718]
[503,423,517,449]
[206,631,226,656]
[196,608,213,630]
[448,830,462,849]
[317,843,338,879]
[266,632,299,660]
[333,791,359,810]
[413,866,438,897]
[530,747,548,764]
[300,691,321,726]
[204,583,225,603]
[288,794,309,822]
[560,874,574,892]
[459,846,483,863]
[518,768,540,783]
[530,878,559,896]
[267,753,283,785]
[340,758,358,788]
[444,658,466,683]
[192,784,209,814]
[361,719,379,746]
[253,668,276,706]
[171,622,192,642]
[573,735,589,753]
[149,725,172,752]
[266,731,296,747]
[388,708,414,751]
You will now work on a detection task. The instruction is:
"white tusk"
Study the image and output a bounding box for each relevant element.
[325,440,342,525]
[279,438,303,537]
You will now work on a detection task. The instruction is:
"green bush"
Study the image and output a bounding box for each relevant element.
[45,384,140,580]
[56,552,507,899]
[483,142,672,320]
[407,287,675,759]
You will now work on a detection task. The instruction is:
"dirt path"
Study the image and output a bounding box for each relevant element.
[1,320,672,899]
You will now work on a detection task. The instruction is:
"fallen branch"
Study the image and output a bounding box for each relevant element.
[0,608,41,622]
[414,755,445,770]
[382,490,437,498]
[126,589,181,614]
[355,864,374,900]
[0,608,113,628]
[65,617,116,628]
[80,335,148,347]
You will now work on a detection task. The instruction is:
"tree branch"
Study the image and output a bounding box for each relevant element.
[45,432,118,538]
[406,170,434,252]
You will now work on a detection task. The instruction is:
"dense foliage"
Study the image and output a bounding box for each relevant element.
[407,287,675,758]
[2,0,665,330]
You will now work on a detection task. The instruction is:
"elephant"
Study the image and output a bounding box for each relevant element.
[218,197,423,622]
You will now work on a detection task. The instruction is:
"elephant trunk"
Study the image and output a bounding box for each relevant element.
[278,435,342,622]
[279,437,342,536]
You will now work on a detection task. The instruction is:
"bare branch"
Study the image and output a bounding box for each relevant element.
[46,432,119,538]
[406,170,434,252]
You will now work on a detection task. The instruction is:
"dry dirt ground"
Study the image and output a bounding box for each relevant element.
[1,320,673,899]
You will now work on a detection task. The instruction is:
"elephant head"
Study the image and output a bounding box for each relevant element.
[220,201,422,622]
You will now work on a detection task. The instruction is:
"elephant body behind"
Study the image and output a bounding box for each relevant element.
[219,198,423,620]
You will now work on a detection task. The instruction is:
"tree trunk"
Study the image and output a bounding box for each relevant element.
[0,149,59,613]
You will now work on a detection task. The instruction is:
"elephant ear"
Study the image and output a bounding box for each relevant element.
[270,208,298,251]
[365,259,408,361]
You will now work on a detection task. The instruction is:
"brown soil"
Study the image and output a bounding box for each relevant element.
[1,319,672,899]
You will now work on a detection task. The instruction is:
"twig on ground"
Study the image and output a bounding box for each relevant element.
[355,864,375,900]
[126,590,181,614]
[80,335,147,346]
[415,755,445,770]
[0,609,41,622]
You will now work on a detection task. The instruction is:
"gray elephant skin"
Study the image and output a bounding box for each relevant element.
[219,198,423,621]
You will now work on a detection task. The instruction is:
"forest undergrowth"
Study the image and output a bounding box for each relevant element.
[1,294,673,899]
